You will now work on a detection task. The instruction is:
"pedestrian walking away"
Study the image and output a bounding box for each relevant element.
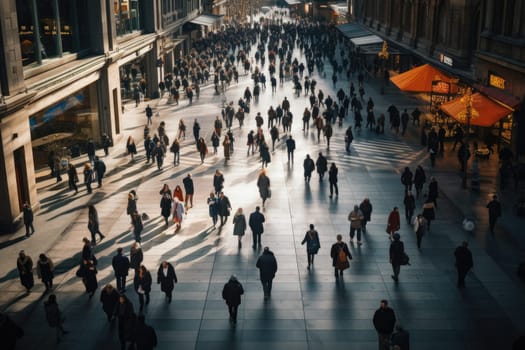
[286,135,296,163]
[386,207,401,240]
[249,206,265,249]
[328,163,339,198]
[232,208,247,248]
[88,204,105,245]
[157,261,178,303]
[413,214,427,249]
[301,224,320,269]
[454,241,473,288]
[135,314,158,350]
[403,191,416,225]
[486,194,502,234]
[421,196,436,231]
[134,265,152,311]
[207,192,219,227]
[116,294,136,350]
[256,247,278,299]
[303,154,315,183]
[183,173,194,209]
[218,191,232,226]
[100,284,119,322]
[222,275,244,324]
[112,247,130,293]
[373,299,397,350]
[330,234,352,278]
[359,198,373,232]
[17,250,34,293]
[44,294,68,343]
[257,169,271,208]
[390,233,405,282]
[316,152,327,181]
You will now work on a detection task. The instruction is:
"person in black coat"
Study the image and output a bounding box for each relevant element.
[160,192,172,226]
[134,314,157,350]
[117,294,136,350]
[22,203,35,238]
[454,241,473,288]
[100,284,119,322]
[328,163,338,198]
[134,265,152,310]
[183,173,195,209]
[130,242,143,275]
[86,139,96,163]
[373,299,397,350]
[390,324,410,350]
[486,195,502,234]
[84,259,98,298]
[249,206,265,249]
[213,169,225,195]
[218,192,232,226]
[36,253,54,292]
[16,250,34,293]
[93,156,106,187]
[389,233,405,282]
[112,248,130,293]
[316,152,328,181]
[359,198,373,232]
[157,261,178,303]
[256,247,278,299]
[427,177,438,207]
[303,154,315,183]
[330,234,352,278]
[222,275,244,323]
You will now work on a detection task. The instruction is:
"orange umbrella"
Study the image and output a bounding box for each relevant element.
[440,93,513,127]
[390,64,458,94]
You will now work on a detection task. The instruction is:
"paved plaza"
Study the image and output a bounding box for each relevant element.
[1,24,525,350]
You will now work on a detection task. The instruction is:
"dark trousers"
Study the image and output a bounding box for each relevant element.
[392,264,400,280]
[138,292,150,309]
[416,232,423,248]
[457,266,469,287]
[261,279,273,297]
[25,223,35,236]
[307,253,315,266]
[350,227,362,241]
[252,233,261,248]
[116,276,126,292]
[86,182,92,194]
[227,304,239,321]
[377,332,392,350]
[489,216,498,233]
[288,151,294,163]
[330,182,338,196]
[405,207,414,223]
[69,179,78,193]
[43,279,53,290]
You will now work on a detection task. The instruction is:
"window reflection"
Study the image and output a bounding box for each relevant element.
[115,0,143,36]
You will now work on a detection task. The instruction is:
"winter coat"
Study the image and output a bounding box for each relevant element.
[127,197,137,215]
[218,196,231,216]
[233,213,247,236]
[213,174,224,192]
[112,253,130,277]
[422,201,435,221]
[134,321,158,350]
[23,206,33,224]
[117,299,136,342]
[130,247,143,271]
[134,271,152,294]
[386,210,400,234]
[37,257,54,282]
[455,246,473,270]
[249,211,265,235]
[316,156,327,175]
[84,263,98,293]
[157,263,178,293]
[207,197,218,218]
[330,241,352,267]
[172,201,185,223]
[348,209,364,229]
[17,255,34,289]
[222,279,244,306]
[183,176,194,194]
[373,307,396,334]
[389,240,405,266]
[256,250,278,282]
[303,158,315,176]
[100,287,119,316]
[257,175,271,199]
[359,201,373,222]
[160,195,172,218]
[404,194,416,211]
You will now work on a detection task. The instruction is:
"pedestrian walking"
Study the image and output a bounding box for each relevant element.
[330,234,352,278]
[359,198,373,232]
[328,163,339,198]
[413,165,426,199]
[207,192,219,227]
[233,208,247,248]
[222,275,244,324]
[316,152,327,181]
[145,104,153,125]
[17,250,34,293]
[157,261,178,303]
[112,247,130,293]
[172,198,185,230]
[345,126,354,152]
[486,194,502,234]
[390,233,405,282]
[116,294,136,350]
[403,191,416,225]
[249,206,265,249]
[213,169,225,195]
[223,135,231,161]
[100,284,119,322]
[93,156,106,187]
[160,192,172,226]
[44,294,68,343]
[303,154,315,183]
[173,185,184,202]
[348,205,364,245]
[400,167,413,192]
[386,207,401,240]
[134,265,152,311]
[134,314,158,350]
[256,247,278,299]
[373,299,396,350]
[126,136,137,161]
[286,135,296,163]
[218,191,232,226]
[127,191,138,222]
[197,137,208,163]
[257,169,271,207]
[88,204,105,245]
[413,214,427,249]
[131,210,144,242]
[428,177,439,207]
[36,253,54,292]
[454,241,473,288]
[101,133,111,156]
[130,242,143,275]
[84,258,98,299]
[421,197,435,231]
[169,139,180,165]
[183,173,194,209]
[301,224,320,269]
[83,163,94,194]
[22,203,35,238]
[67,164,79,194]
[260,141,271,168]
[193,119,201,144]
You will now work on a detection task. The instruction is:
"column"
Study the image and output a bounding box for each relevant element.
[52,0,63,57]
[483,0,494,32]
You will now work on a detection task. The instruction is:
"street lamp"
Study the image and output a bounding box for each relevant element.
[457,88,479,189]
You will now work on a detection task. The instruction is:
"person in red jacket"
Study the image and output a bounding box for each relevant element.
[386,207,400,240]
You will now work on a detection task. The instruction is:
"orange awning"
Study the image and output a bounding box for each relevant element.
[440,92,513,127]
[390,64,458,94]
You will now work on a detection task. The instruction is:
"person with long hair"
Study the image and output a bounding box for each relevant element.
[134,265,152,311]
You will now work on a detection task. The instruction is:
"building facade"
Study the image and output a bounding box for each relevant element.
[354,0,525,155]
[0,0,202,232]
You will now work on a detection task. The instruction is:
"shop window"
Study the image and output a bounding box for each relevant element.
[115,0,144,36]
[16,0,88,67]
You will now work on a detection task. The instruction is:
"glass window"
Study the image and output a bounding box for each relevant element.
[115,0,144,36]
[17,0,37,66]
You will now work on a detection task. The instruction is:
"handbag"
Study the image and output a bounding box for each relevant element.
[267,188,272,198]
[76,265,85,278]
[400,252,410,266]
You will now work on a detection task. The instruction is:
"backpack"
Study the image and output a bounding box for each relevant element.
[338,247,346,264]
